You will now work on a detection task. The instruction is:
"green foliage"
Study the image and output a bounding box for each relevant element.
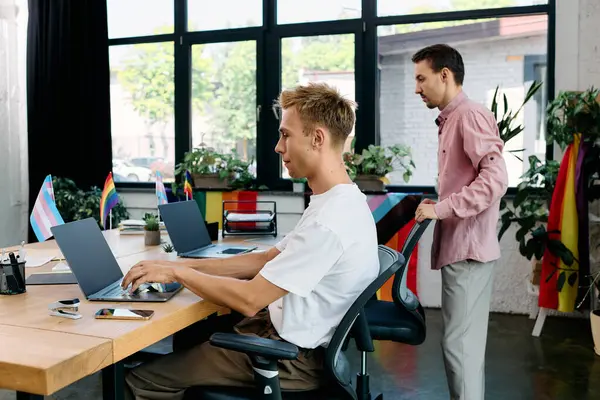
[173,145,255,190]
[143,213,160,231]
[499,87,600,295]
[343,143,415,183]
[52,177,129,229]
[491,80,544,159]
[162,243,175,253]
[547,88,600,202]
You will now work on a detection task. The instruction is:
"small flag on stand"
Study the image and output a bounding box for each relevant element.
[29,175,65,242]
[184,170,193,200]
[156,171,168,205]
[100,172,119,230]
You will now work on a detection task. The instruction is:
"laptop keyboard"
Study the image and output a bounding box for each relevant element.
[103,281,135,298]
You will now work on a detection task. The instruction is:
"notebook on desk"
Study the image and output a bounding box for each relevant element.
[27,272,78,285]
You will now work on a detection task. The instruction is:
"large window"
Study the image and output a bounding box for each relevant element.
[107,1,553,190]
[378,0,548,17]
[280,34,356,178]
[109,43,175,183]
[191,41,257,175]
[378,14,548,187]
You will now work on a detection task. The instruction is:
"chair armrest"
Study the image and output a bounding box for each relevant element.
[210,333,299,360]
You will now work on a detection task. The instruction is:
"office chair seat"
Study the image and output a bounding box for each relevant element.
[365,299,424,345]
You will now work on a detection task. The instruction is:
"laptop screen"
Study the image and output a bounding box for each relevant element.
[51,218,124,297]
[158,200,212,253]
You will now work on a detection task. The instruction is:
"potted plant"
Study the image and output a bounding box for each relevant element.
[498,88,600,318]
[174,145,256,190]
[174,145,230,189]
[291,178,306,193]
[143,213,161,246]
[343,143,415,192]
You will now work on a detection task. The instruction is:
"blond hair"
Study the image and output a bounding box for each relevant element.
[274,82,357,147]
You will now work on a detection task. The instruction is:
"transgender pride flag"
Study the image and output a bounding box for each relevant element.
[29,175,65,242]
[155,171,168,205]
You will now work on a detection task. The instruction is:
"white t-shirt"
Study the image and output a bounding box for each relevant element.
[259,183,379,349]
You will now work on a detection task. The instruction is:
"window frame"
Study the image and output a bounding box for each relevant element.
[107,0,555,194]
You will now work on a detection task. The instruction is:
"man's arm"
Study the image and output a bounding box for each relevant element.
[434,109,509,220]
[173,268,287,317]
[186,247,281,279]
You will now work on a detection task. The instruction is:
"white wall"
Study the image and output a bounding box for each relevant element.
[0,0,28,248]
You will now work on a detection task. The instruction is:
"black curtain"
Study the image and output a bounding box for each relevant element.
[27,0,111,241]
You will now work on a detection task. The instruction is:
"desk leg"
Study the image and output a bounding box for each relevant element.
[16,393,43,400]
[102,361,125,400]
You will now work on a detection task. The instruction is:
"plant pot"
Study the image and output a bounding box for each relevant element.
[292,182,305,193]
[193,173,230,189]
[144,230,161,246]
[531,258,543,286]
[592,310,600,356]
[354,175,385,192]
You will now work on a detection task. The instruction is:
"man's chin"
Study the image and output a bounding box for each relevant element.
[426,102,437,109]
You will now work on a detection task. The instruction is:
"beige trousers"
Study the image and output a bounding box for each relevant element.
[441,260,495,400]
[125,311,324,400]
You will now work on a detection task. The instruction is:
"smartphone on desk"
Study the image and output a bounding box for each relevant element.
[95,308,154,320]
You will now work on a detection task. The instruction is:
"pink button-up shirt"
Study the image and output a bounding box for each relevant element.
[431,91,509,270]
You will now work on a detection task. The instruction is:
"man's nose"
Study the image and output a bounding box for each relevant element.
[415,84,421,94]
[274,138,283,154]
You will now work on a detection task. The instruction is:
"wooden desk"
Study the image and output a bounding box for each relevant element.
[0,232,265,397]
[0,246,226,362]
[0,325,112,395]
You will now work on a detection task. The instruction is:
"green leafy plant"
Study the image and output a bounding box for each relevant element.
[52,177,129,229]
[491,80,544,161]
[343,143,415,183]
[162,243,174,253]
[173,145,256,190]
[498,87,600,294]
[143,213,160,232]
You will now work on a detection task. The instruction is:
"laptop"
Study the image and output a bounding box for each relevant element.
[158,200,257,258]
[51,218,182,302]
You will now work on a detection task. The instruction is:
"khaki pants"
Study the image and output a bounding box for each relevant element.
[125,311,324,400]
[441,260,495,400]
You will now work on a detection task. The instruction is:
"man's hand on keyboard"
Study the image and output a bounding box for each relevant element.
[121,261,183,294]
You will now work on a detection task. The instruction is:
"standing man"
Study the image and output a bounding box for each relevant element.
[412,44,509,400]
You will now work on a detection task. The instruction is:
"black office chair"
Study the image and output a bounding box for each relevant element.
[367,219,431,344]
[184,245,406,400]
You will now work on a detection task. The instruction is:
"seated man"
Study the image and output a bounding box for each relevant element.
[122,82,379,400]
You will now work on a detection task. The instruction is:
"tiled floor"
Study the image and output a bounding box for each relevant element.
[1,309,599,399]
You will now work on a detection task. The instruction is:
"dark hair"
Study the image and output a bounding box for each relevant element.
[411,44,464,85]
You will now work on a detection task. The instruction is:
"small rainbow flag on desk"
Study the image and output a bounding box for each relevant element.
[100,172,119,229]
[184,170,193,200]
[29,174,65,242]
[156,171,168,205]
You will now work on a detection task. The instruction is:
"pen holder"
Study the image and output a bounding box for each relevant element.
[0,257,26,295]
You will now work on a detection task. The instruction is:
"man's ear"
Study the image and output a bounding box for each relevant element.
[441,67,450,83]
[312,128,325,149]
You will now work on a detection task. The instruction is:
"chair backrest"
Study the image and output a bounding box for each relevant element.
[323,245,405,400]
[389,219,431,344]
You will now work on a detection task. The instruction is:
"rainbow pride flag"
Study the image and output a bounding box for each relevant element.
[539,134,588,312]
[193,190,258,229]
[184,171,193,200]
[100,172,119,229]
